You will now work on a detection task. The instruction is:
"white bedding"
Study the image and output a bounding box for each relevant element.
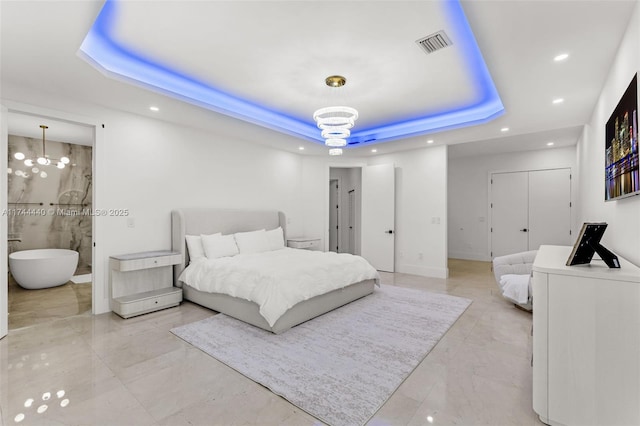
[178,248,380,326]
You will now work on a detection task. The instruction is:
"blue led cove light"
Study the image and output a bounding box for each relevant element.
[79,0,503,147]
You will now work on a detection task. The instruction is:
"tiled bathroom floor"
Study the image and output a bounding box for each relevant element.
[8,272,92,330]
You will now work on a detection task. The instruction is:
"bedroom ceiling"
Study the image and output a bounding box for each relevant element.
[0,0,636,157]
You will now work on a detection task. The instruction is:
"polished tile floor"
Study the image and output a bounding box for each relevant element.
[0,260,542,425]
[8,273,92,330]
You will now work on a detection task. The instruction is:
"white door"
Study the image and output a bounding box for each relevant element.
[491,168,572,258]
[491,171,529,257]
[328,180,339,252]
[348,190,356,255]
[528,169,572,249]
[1,105,7,339]
[361,164,395,271]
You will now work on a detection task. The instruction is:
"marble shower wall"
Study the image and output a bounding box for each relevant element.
[7,135,93,270]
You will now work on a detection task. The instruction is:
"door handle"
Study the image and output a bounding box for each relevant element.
[385,230,394,234]
[520,228,528,232]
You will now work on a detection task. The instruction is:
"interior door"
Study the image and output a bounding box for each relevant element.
[528,168,572,249]
[348,189,355,255]
[1,105,8,339]
[361,163,395,271]
[328,180,339,252]
[491,171,529,257]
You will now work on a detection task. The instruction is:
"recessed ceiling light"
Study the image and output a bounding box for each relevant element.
[501,127,509,132]
[149,106,159,112]
[427,139,434,144]
[298,147,305,150]
[371,149,377,153]
[547,142,555,146]
[552,98,564,104]
[554,53,569,62]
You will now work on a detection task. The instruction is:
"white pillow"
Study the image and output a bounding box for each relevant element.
[201,233,239,259]
[265,227,285,251]
[186,234,211,261]
[234,229,270,254]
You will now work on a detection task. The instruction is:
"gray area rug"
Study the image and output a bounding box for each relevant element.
[171,285,471,426]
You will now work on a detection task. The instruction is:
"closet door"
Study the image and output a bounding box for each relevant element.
[491,172,529,257]
[491,168,572,259]
[528,169,572,250]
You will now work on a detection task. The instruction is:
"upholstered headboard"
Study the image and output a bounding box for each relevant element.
[171,208,286,286]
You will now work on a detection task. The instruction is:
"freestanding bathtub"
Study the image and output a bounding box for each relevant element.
[9,249,79,290]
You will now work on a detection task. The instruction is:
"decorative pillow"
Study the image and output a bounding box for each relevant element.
[234,229,270,254]
[185,234,211,261]
[265,227,285,251]
[201,233,239,259]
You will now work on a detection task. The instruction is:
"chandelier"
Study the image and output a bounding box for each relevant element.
[313,76,358,156]
[12,125,70,179]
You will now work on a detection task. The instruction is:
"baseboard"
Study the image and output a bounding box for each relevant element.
[448,251,491,262]
[396,263,449,279]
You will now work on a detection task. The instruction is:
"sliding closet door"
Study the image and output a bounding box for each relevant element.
[528,168,572,249]
[491,171,529,257]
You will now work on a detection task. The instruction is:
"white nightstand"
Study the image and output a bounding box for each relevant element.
[287,237,321,251]
[110,250,183,319]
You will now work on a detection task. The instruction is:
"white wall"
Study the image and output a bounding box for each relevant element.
[448,146,577,261]
[2,86,305,314]
[301,145,449,278]
[576,0,640,266]
[369,145,449,278]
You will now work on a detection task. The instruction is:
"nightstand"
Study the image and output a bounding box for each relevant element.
[110,250,182,318]
[287,237,321,251]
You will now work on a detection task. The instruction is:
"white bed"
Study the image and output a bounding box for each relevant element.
[171,208,378,333]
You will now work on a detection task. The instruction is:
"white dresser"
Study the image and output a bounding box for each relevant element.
[110,250,183,318]
[532,245,640,426]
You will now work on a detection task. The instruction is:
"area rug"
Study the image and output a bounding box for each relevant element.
[171,285,471,426]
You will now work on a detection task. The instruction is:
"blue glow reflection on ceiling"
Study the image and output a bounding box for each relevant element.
[79,0,503,147]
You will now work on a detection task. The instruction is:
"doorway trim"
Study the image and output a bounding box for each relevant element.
[1,100,107,332]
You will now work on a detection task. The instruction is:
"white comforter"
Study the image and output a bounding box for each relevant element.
[178,248,380,326]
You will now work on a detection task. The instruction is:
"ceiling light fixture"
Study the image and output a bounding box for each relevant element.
[547,142,555,146]
[12,125,70,179]
[80,0,504,147]
[552,98,564,104]
[313,76,358,156]
[501,127,509,132]
[427,139,434,144]
[371,149,377,153]
[554,53,569,62]
[298,146,304,150]
[149,106,159,111]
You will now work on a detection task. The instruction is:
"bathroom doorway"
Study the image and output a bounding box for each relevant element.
[5,113,94,330]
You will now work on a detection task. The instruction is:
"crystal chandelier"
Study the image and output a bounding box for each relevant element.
[313,76,358,156]
[12,125,70,179]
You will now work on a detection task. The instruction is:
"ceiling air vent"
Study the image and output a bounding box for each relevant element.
[416,30,452,55]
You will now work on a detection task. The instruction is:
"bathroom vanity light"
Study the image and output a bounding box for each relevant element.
[12,125,71,178]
